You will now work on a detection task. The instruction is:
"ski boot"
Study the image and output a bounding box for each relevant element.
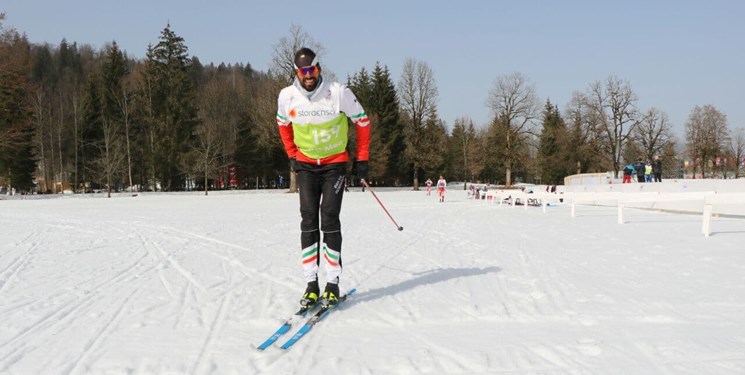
[300,280,319,308]
[321,282,340,307]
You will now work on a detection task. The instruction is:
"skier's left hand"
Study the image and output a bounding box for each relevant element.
[356,160,369,181]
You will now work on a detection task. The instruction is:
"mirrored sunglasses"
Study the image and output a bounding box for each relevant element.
[297,65,319,76]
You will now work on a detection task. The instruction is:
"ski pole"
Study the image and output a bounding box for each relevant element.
[361,179,403,231]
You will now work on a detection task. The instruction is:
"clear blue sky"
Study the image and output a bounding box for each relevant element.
[3,0,744,138]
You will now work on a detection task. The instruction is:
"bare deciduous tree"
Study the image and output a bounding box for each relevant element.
[583,76,642,178]
[95,118,126,197]
[726,127,745,178]
[193,76,245,194]
[116,77,137,191]
[184,119,225,195]
[633,107,674,162]
[242,74,289,190]
[685,104,729,178]
[0,128,18,151]
[564,91,604,174]
[398,58,439,189]
[32,90,50,192]
[486,72,539,186]
[270,24,325,85]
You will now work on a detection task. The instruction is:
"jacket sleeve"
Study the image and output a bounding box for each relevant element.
[276,91,297,159]
[340,86,370,161]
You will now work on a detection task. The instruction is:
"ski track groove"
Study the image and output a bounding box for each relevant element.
[130,224,178,299]
[353,217,434,325]
[292,330,322,372]
[64,286,141,375]
[191,293,231,374]
[516,246,567,317]
[140,224,286,315]
[374,308,481,373]
[149,235,207,293]
[355,213,430,287]
[391,206,489,321]
[0,228,44,295]
[139,223,294,290]
[0,249,152,353]
[351,203,487,373]
[171,283,193,330]
[420,227,485,320]
[0,226,178,371]
[0,296,90,371]
[0,279,136,373]
[484,207,595,322]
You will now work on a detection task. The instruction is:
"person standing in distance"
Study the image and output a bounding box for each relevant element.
[633,158,646,183]
[276,48,371,307]
[652,155,663,182]
[622,162,634,183]
[436,175,447,203]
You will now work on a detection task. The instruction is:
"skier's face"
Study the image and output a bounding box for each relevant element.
[297,65,320,91]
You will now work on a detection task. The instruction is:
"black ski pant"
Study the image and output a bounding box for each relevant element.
[296,161,346,278]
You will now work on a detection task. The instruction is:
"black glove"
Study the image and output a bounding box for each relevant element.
[290,158,299,172]
[356,160,369,181]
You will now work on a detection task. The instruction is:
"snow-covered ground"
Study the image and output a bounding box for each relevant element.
[1,187,744,374]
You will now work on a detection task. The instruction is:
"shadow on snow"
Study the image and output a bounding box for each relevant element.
[350,266,502,304]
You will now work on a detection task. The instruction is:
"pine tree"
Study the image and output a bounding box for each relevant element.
[347,68,373,184]
[79,75,104,190]
[449,117,483,184]
[371,63,404,184]
[0,69,35,191]
[420,116,448,178]
[102,42,128,121]
[97,42,130,196]
[538,100,569,184]
[1,19,36,192]
[348,63,404,185]
[348,68,373,108]
[143,24,199,191]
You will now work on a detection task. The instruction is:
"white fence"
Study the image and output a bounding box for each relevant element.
[485,185,745,237]
[562,191,745,237]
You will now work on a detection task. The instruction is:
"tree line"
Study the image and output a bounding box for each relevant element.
[2,18,744,196]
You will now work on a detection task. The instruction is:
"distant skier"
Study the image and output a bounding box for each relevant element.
[436,175,447,203]
[425,178,433,196]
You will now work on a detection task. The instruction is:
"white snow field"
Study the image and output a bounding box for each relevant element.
[1,187,744,374]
